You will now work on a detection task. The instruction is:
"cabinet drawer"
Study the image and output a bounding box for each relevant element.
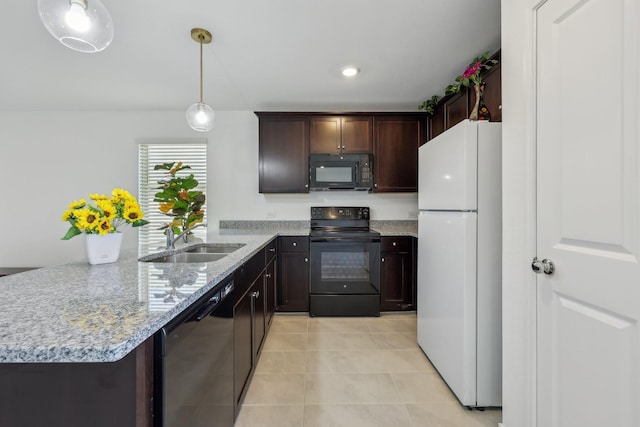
[234,248,266,299]
[279,236,309,252]
[265,239,277,262]
[381,236,412,252]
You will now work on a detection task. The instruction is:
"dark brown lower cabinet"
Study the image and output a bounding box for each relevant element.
[232,244,274,418]
[265,257,277,325]
[233,286,254,413]
[0,338,154,427]
[252,280,266,360]
[380,236,416,311]
[277,236,310,312]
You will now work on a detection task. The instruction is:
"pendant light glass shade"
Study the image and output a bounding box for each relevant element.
[38,0,114,53]
[186,102,215,132]
[187,28,214,132]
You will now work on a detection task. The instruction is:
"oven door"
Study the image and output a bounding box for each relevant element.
[309,237,380,295]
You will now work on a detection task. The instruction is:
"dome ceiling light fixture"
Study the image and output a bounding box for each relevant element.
[341,66,360,77]
[186,28,215,132]
[38,0,114,53]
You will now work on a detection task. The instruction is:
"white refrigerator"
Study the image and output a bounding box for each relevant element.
[417,119,502,407]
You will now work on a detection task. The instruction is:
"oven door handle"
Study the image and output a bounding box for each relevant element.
[310,237,381,243]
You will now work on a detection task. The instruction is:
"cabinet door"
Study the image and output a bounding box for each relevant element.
[259,117,309,193]
[233,292,253,411]
[481,62,501,122]
[380,251,414,311]
[252,280,266,359]
[380,236,415,311]
[341,116,373,153]
[445,90,469,129]
[373,117,425,192]
[309,117,341,154]
[278,252,309,312]
[265,259,276,326]
[429,107,445,140]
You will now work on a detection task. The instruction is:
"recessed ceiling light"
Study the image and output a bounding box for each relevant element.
[342,66,360,77]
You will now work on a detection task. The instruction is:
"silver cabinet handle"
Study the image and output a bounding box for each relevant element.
[392,241,397,246]
[532,257,554,275]
[269,247,276,252]
[265,273,272,279]
[381,257,385,263]
[252,291,260,298]
[292,242,297,247]
[304,257,309,263]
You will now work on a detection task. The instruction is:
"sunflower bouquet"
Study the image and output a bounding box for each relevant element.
[61,188,149,240]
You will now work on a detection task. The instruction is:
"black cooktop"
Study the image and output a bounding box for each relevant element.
[309,206,379,239]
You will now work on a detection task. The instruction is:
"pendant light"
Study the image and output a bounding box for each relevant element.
[38,0,114,53]
[186,28,215,132]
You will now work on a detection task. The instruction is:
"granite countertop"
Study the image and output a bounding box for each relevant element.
[220,219,418,237]
[370,220,418,237]
[0,229,289,364]
[0,220,415,364]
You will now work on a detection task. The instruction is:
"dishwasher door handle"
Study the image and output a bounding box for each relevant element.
[195,296,220,321]
[159,327,168,358]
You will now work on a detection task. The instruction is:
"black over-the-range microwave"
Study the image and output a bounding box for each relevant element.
[309,153,373,191]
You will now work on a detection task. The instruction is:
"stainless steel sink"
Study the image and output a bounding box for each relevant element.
[140,243,246,263]
[184,243,246,254]
[143,252,229,263]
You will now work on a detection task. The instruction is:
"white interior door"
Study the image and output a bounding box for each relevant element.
[536,1,640,426]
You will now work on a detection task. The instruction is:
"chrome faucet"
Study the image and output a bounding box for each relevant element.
[166,223,207,249]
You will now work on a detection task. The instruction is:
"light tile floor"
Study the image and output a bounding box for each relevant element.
[235,313,502,427]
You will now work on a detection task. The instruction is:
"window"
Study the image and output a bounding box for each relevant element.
[138,140,207,248]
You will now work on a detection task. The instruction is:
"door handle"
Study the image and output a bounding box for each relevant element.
[532,257,554,275]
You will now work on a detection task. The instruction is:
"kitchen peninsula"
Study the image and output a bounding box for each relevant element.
[0,227,295,427]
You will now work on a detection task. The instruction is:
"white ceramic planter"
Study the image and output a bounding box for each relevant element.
[86,233,123,265]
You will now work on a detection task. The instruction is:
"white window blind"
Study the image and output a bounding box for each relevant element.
[138,142,207,249]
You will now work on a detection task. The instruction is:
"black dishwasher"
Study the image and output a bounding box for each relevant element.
[154,276,235,427]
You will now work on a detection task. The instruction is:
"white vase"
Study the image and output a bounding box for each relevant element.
[86,233,123,265]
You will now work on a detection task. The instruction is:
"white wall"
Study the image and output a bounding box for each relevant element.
[0,110,417,267]
[501,0,537,426]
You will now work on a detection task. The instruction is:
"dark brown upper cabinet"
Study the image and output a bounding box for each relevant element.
[309,116,373,154]
[256,112,427,194]
[257,115,309,193]
[428,50,501,141]
[373,115,426,193]
[478,61,502,122]
[445,90,470,130]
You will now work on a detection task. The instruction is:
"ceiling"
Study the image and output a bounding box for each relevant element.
[3,0,500,112]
